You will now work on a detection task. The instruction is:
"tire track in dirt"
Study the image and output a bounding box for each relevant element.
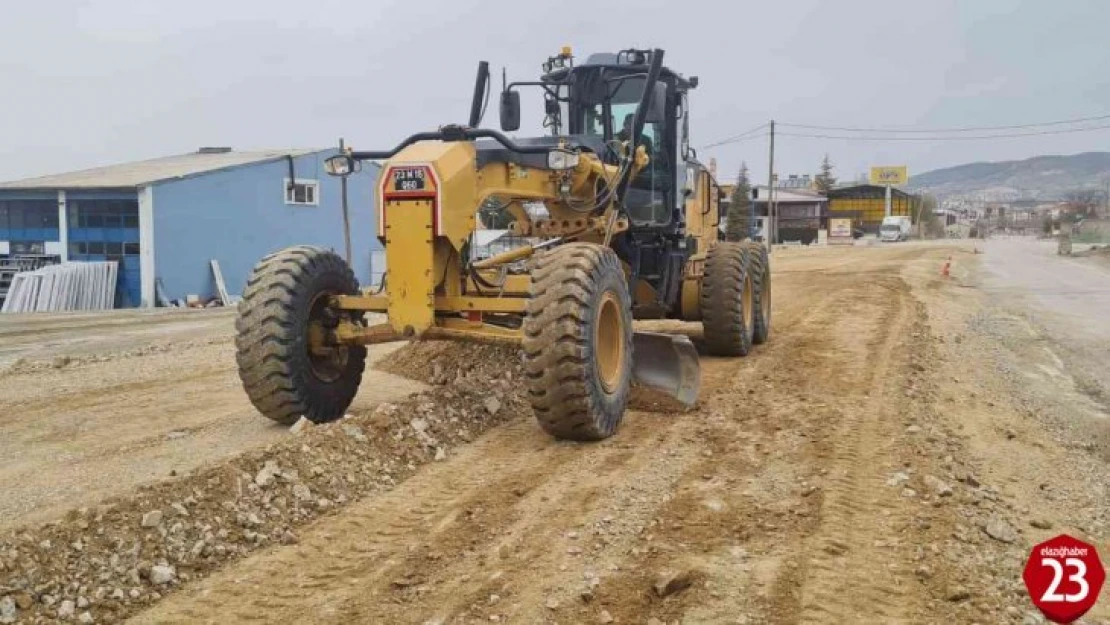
[790,278,920,623]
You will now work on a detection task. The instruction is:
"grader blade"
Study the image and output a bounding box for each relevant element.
[631,331,701,409]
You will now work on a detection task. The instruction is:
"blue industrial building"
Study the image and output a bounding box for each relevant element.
[0,148,381,307]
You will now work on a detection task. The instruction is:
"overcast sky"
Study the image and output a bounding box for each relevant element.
[3,0,1109,185]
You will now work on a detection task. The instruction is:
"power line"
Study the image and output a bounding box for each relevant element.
[700,123,769,149]
[776,123,1110,141]
[778,112,1110,133]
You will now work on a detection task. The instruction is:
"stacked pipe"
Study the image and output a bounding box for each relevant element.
[0,262,119,313]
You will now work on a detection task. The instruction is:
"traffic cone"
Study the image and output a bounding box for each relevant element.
[941,257,951,278]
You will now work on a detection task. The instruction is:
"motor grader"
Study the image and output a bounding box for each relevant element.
[234,47,771,441]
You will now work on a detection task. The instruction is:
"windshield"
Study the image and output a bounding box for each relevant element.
[576,74,670,223]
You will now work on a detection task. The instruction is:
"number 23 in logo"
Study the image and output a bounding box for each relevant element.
[1023,534,1105,623]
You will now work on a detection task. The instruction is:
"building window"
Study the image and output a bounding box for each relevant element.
[284,179,319,206]
[71,199,139,229]
[0,199,58,233]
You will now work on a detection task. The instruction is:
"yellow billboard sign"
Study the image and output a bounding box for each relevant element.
[869,166,908,186]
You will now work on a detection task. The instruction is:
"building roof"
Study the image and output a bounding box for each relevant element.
[751,186,828,204]
[0,148,323,190]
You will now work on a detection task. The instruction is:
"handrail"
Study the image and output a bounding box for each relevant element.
[348,126,551,161]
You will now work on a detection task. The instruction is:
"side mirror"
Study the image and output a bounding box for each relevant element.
[645,83,667,124]
[324,154,355,177]
[500,90,521,132]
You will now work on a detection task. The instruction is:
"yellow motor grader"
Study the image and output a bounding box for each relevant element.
[234,47,771,440]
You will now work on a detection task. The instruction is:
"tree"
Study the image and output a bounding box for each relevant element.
[815,154,837,194]
[726,163,753,241]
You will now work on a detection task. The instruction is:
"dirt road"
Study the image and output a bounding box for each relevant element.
[132,243,1001,624]
[2,241,1107,624]
[0,310,424,530]
[981,238,1110,341]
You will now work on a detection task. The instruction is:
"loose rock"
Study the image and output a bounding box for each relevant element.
[886,472,910,487]
[599,609,615,624]
[653,569,696,597]
[289,416,312,435]
[292,484,313,501]
[0,597,15,625]
[341,424,368,443]
[141,509,164,528]
[484,397,502,416]
[1030,519,1052,530]
[924,475,953,497]
[254,461,282,487]
[58,600,76,618]
[983,517,1018,543]
[150,565,176,585]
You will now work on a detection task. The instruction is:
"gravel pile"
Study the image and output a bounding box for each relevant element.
[0,342,523,623]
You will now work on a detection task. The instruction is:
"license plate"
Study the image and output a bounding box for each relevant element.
[392,167,426,192]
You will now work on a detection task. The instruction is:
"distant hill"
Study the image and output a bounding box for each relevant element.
[909,151,1110,201]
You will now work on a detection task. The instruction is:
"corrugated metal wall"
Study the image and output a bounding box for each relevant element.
[151,150,382,302]
[828,189,912,233]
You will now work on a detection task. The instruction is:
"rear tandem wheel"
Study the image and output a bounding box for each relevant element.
[700,241,756,357]
[741,239,771,344]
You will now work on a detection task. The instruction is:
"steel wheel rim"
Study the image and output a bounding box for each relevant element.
[742,275,754,336]
[595,291,625,393]
[307,292,349,383]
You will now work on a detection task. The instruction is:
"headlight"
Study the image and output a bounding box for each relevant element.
[547,149,580,171]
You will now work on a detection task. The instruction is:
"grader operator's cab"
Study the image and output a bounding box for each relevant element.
[239,47,771,442]
[497,48,696,229]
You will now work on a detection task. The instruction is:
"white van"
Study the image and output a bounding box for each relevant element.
[880,216,912,242]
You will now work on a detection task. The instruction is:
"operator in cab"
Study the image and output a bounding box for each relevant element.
[616,113,653,156]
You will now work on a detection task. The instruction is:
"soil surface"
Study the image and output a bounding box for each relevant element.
[1,241,1107,625]
[0,310,424,530]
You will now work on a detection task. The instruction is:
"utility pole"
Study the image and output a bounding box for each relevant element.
[339,137,352,266]
[766,120,776,252]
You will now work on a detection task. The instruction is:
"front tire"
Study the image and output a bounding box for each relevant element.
[522,243,633,441]
[235,246,367,425]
